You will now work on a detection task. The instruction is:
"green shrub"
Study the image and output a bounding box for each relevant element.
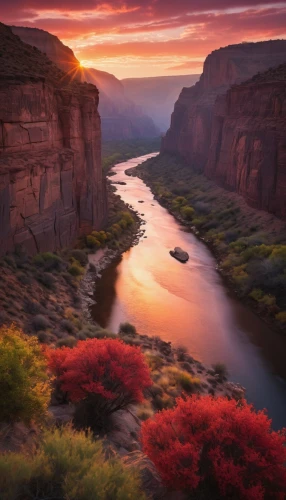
[33,252,64,272]
[176,371,201,393]
[68,259,85,277]
[56,336,78,348]
[0,325,50,423]
[212,362,228,380]
[119,322,137,336]
[70,250,88,267]
[86,235,101,249]
[145,353,165,371]
[60,319,75,334]
[180,205,195,220]
[276,311,286,324]
[38,272,56,289]
[0,426,146,500]
[31,314,51,332]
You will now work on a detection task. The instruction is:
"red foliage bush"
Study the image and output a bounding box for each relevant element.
[141,395,286,499]
[47,339,152,425]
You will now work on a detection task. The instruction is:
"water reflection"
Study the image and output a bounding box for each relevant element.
[90,153,286,429]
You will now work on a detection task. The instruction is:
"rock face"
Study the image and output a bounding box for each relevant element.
[162,41,286,170]
[0,23,107,256]
[161,40,286,218]
[206,64,286,219]
[12,26,159,141]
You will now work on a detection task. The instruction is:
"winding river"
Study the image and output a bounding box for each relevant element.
[91,153,286,429]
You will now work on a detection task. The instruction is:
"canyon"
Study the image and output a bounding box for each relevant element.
[0,23,107,256]
[11,26,159,141]
[122,74,200,132]
[161,41,286,218]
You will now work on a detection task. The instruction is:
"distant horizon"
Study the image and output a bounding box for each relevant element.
[2,1,286,78]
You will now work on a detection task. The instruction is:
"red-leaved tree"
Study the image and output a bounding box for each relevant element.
[47,338,152,427]
[141,395,286,499]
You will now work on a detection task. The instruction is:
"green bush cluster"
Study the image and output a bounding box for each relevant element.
[0,426,145,500]
[0,325,50,424]
[86,212,134,251]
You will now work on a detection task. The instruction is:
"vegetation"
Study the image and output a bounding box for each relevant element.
[0,320,285,499]
[141,395,286,499]
[135,154,286,330]
[85,211,135,251]
[0,426,146,500]
[0,325,50,423]
[102,137,160,171]
[47,338,152,428]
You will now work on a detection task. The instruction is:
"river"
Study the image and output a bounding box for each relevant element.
[90,153,286,429]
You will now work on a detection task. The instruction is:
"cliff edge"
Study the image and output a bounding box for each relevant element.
[161,40,286,219]
[0,23,107,255]
[12,26,159,141]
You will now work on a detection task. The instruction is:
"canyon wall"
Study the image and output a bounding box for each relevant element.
[206,64,286,219]
[12,26,159,141]
[161,40,286,219]
[162,41,286,170]
[0,23,107,256]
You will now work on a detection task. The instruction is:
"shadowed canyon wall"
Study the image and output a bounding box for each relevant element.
[162,41,286,219]
[12,26,159,141]
[0,23,107,256]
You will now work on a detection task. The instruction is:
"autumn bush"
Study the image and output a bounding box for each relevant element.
[0,325,50,423]
[141,395,286,499]
[0,426,146,500]
[47,338,152,428]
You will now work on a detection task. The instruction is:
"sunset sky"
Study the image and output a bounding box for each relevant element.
[2,1,286,78]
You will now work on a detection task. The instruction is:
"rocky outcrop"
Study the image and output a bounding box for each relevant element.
[161,40,286,219]
[170,247,189,263]
[162,40,286,171]
[206,64,286,219]
[12,26,159,141]
[0,23,107,255]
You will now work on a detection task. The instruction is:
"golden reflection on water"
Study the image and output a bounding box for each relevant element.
[90,154,286,429]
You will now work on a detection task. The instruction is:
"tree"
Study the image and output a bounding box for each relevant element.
[47,339,152,428]
[0,325,50,423]
[141,395,286,499]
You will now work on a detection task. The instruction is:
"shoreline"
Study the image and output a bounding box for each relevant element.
[125,164,286,337]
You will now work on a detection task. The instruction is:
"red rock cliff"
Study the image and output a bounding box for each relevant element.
[162,40,286,172]
[12,26,159,141]
[206,64,286,219]
[0,23,107,255]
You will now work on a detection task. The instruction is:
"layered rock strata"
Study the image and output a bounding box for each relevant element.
[161,40,286,218]
[0,23,107,255]
[206,64,286,218]
[162,40,286,170]
[12,26,159,140]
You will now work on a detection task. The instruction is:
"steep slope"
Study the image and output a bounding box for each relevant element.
[206,63,286,219]
[122,75,200,131]
[162,40,286,172]
[0,23,107,256]
[12,26,159,140]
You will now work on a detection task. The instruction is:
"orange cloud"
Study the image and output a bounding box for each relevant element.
[3,1,286,78]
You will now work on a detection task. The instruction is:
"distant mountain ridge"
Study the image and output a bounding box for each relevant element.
[11,26,159,140]
[122,74,200,132]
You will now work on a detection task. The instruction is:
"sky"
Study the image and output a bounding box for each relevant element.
[2,1,286,79]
